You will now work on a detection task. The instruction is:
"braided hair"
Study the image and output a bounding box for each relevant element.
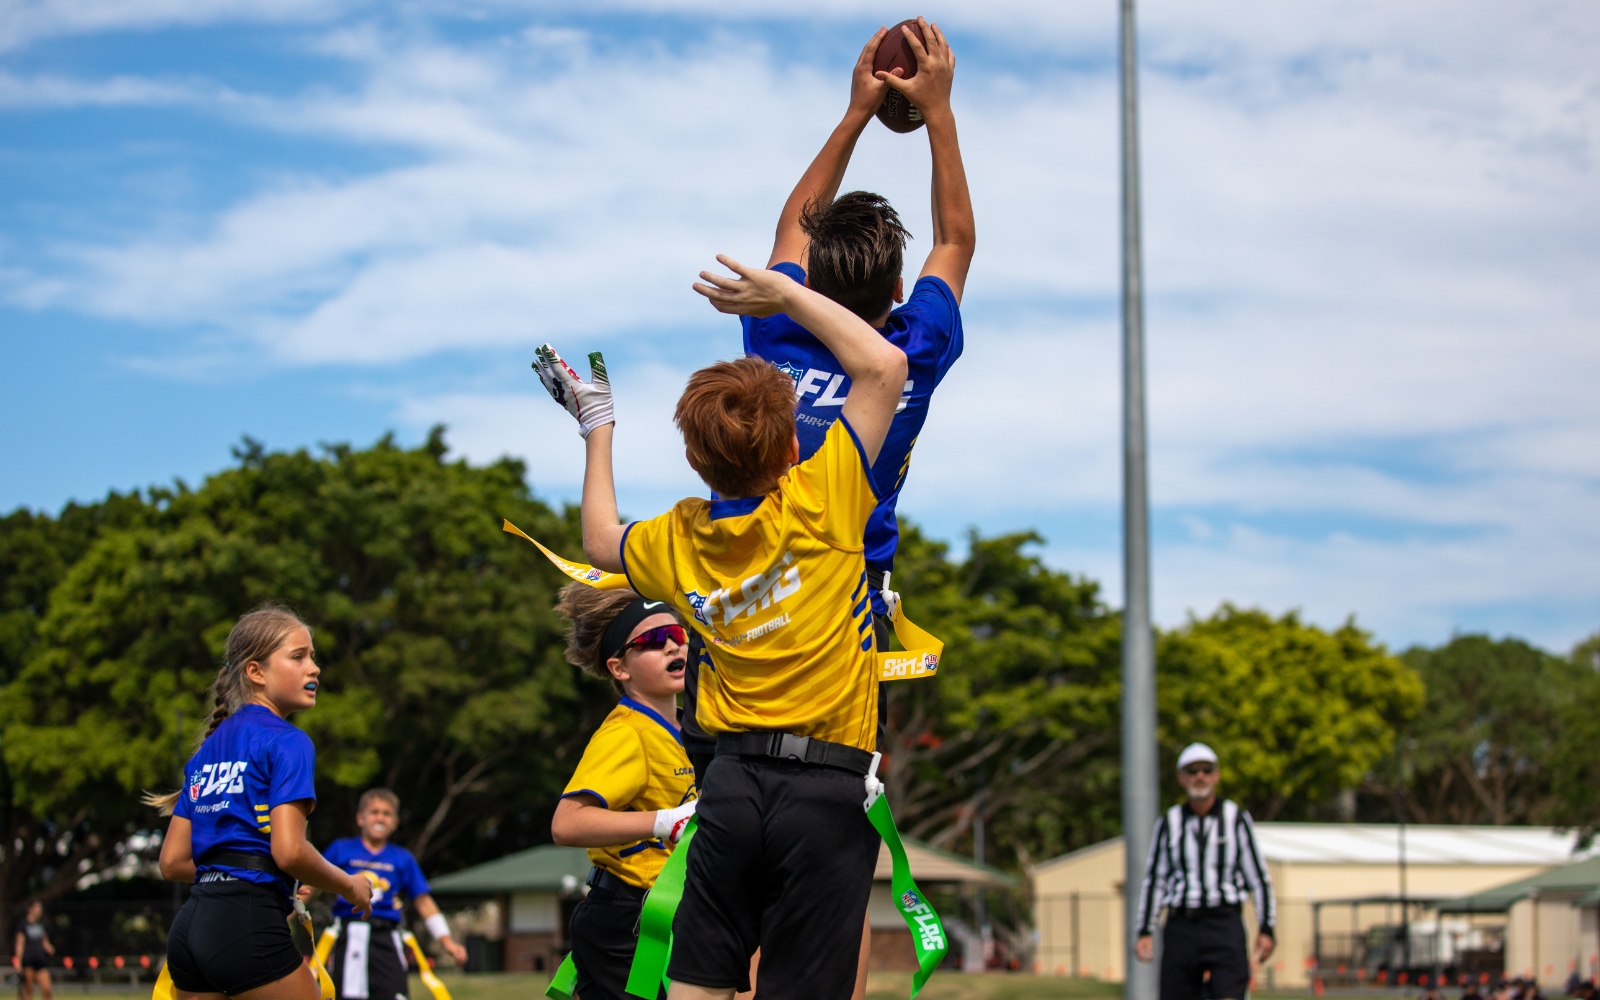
[142,604,311,816]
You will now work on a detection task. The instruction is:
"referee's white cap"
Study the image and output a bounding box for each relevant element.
[1176,743,1219,770]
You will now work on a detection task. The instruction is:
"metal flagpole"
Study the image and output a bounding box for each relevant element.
[1119,1,1159,998]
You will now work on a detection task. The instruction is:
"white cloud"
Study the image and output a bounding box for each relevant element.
[4,0,1599,648]
[0,0,352,51]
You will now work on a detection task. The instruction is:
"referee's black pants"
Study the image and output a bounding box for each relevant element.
[1160,905,1251,1000]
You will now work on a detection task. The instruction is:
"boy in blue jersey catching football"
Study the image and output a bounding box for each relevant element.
[756,16,972,581]
[313,790,467,1000]
[680,15,974,787]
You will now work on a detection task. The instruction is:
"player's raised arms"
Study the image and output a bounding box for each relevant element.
[882,18,975,303]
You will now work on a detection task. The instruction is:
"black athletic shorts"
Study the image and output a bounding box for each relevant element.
[329,918,409,1000]
[1160,906,1251,1000]
[167,878,304,996]
[21,955,49,972]
[667,754,880,999]
[569,887,664,1000]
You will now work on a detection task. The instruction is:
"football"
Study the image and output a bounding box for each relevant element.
[874,18,926,133]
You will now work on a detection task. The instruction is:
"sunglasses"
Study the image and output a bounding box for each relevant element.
[1182,764,1216,776]
[615,624,687,658]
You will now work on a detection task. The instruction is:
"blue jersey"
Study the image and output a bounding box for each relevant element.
[742,263,963,574]
[174,704,317,896]
[323,838,431,923]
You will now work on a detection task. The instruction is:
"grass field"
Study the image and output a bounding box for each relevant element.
[430,971,1324,1000]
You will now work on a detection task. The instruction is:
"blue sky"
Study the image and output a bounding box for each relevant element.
[3,0,1597,652]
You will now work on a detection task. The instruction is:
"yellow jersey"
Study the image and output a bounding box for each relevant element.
[561,698,698,889]
[622,417,881,751]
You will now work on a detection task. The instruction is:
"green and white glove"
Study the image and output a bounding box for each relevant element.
[533,344,614,438]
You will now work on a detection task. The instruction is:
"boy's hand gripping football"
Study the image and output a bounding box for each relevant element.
[533,344,614,438]
[877,16,955,118]
[692,255,794,318]
[848,26,893,118]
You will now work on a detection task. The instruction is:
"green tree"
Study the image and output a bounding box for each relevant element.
[0,429,616,921]
[882,527,1123,871]
[1157,606,1424,821]
[0,496,151,916]
[1386,634,1591,825]
[1547,645,1600,843]
[1571,631,1600,672]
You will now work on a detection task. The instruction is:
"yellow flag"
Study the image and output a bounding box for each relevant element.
[152,963,175,1000]
[502,520,630,589]
[877,600,944,683]
[402,931,453,1000]
[314,925,339,969]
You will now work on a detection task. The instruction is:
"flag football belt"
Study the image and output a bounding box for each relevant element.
[714,731,874,775]
[341,915,400,930]
[198,848,290,881]
[502,520,943,682]
[586,865,647,902]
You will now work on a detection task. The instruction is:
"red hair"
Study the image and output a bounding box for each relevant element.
[675,357,796,498]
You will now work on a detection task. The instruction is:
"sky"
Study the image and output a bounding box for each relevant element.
[2,0,1597,653]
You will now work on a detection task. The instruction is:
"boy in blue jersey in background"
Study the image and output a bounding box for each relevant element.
[317,789,467,1000]
[682,16,974,776]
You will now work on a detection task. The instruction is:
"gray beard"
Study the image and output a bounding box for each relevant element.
[1187,788,1213,800]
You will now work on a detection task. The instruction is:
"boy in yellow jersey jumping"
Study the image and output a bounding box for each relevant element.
[532,252,907,1000]
[550,582,700,1000]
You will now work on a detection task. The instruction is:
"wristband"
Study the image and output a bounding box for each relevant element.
[425,913,451,941]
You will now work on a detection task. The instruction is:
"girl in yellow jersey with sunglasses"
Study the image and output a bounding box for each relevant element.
[551,583,700,1000]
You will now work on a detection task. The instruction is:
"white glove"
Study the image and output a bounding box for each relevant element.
[653,800,698,843]
[863,751,884,810]
[879,571,902,620]
[533,344,614,438]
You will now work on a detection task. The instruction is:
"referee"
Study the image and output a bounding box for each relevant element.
[1134,743,1276,1000]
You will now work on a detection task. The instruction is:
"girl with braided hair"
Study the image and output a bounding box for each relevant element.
[144,605,372,1000]
[550,583,699,1000]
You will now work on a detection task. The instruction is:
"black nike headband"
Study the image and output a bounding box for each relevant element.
[601,596,677,665]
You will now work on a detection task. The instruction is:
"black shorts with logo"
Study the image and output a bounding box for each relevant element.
[166,878,304,996]
[666,755,880,1000]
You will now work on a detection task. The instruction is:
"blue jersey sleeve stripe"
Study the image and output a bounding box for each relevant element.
[835,416,884,502]
[561,788,610,809]
[618,839,668,858]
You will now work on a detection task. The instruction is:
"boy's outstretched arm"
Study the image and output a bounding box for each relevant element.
[696,256,906,463]
[532,346,627,572]
[881,17,975,302]
[768,28,892,269]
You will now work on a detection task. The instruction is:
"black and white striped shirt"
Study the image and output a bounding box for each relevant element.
[1135,800,1276,935]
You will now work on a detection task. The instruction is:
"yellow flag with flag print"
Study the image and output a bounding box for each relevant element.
[502,520,942,681]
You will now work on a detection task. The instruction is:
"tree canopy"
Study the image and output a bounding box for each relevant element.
[1,428,1591,934]
[0,429,616,918]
